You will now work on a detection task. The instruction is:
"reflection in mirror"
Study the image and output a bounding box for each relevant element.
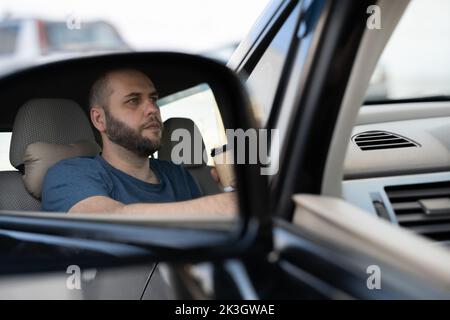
[158,83,227,167]
[0,53,263,247]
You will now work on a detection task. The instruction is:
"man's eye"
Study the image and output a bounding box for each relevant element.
[128,98,139,104]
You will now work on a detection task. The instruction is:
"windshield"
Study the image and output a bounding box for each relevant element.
[364,0,450,103]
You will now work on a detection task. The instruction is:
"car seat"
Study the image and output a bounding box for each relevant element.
[0,98,100,211]
[158,117,221,196]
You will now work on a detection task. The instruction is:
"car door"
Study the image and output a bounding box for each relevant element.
[225,0,450,298]
[2,0,450,301]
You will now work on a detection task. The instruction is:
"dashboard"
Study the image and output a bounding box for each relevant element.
[342,101,450,243]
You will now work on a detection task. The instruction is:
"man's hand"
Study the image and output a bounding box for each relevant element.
[210,167,236,192]
[210,167,223,191]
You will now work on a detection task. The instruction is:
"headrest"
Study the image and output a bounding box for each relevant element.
[159,117,207,168]
[10,98,97,169]
[23,140,101,199]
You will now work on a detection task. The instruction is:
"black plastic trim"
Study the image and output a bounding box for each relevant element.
[272,0,376,220]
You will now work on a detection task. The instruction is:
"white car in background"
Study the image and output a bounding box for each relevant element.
[0,18,130,75]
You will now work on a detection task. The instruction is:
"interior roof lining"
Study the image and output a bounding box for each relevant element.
[0,52,219,132]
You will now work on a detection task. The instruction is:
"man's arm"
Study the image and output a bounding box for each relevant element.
[68,192,238,217]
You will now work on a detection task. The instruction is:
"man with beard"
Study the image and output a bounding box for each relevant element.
[41,68,237,216]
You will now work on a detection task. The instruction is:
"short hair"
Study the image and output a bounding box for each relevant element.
[89,71,113,110]
[89,68,143,110]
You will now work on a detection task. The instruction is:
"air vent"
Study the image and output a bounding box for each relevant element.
[353,130,419,151]
[385,181,450,241]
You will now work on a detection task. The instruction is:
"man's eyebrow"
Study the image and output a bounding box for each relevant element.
[123,92,141,98]
[123,91,159,99]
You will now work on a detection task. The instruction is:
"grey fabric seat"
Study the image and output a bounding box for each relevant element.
[159,117,220,196]
[0,171,41,210]
[0,98,98,211]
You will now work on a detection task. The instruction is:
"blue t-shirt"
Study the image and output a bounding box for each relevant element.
[42,155,202,212]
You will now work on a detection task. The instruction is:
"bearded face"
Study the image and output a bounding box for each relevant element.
[104,107,164,157]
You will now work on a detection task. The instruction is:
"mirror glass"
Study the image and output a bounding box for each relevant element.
[0,53,265,252]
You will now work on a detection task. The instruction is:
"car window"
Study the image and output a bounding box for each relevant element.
[365,0,450,102]
[158,84,227,165]
[0,132,14,171]
[245,3,300,126]
[0,24,19,55]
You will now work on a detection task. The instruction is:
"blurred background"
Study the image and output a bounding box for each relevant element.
[0,0,269,74]
[0,0,450,170]
[0,0,269,170]
[1,0,449,100]
[367,0,450,101]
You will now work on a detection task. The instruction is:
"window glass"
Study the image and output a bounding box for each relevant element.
[245,3,300,125]
[365,0,450,102]
[158,84,227,165]
[0,132,14,171]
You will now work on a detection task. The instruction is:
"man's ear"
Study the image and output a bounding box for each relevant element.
[90,106,106,132]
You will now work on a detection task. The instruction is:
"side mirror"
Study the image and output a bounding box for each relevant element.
[0,52,271,272]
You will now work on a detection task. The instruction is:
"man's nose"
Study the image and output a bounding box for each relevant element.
[143,98,159,115]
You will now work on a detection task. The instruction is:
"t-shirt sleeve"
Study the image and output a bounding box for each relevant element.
[41,158,112,213]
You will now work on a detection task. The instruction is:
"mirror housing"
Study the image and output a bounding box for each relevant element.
[0,52,271,272]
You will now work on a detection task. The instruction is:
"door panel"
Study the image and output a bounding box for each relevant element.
[0,264,154,299]
[289,194,450,297]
